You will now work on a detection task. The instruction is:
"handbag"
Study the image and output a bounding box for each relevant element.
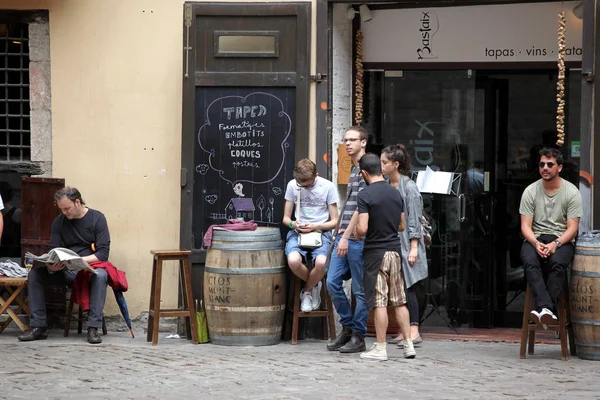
[295,188,323,250]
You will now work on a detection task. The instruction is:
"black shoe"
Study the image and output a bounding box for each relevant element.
[339,331,366,353]
[87,327,102,344]
[326,328,352,351]
[18,327,48,342]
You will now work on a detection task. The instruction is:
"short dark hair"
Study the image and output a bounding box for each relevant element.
[346,125,369,141]
[54,187,86,205]
[359,153,382,176]
[539,147,563,165]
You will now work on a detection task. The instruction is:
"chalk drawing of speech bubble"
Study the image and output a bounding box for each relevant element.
[196,164,209,175]
[197,91,291,186]
[205,194,218,204]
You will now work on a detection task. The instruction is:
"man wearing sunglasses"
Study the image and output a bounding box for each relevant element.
[519,147,582,328]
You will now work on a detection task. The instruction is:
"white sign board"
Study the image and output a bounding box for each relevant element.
[362,2,583,63]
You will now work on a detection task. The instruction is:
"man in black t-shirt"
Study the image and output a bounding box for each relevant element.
[356,153,416,361]
[18,187,110,344]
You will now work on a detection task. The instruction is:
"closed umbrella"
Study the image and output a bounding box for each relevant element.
[113,289,134,338]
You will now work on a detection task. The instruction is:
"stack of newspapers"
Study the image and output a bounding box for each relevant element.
[25,247,96,274]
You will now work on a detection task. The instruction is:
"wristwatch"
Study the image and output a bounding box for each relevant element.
[554,239,562,248]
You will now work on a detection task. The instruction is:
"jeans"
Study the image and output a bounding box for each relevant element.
[521,234,573,312]
[326,236,368,337]
[28,267,108,328]
[406,286,419,326]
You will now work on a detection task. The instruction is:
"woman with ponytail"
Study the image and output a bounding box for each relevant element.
[381,144,428,347]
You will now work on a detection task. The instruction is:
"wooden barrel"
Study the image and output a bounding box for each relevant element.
[204,227,286,346]
[571,231,600,360]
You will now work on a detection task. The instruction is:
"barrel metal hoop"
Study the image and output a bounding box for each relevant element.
[575,340,600,347]
[204,266,286,275]
[213,230,280,238]
[571,270,600,278]
[571,318,600,326]
[212,235,282,243]
[209,334,281,346]
[210,242,283,251]
[575,247,600,256]
[205,304,286,311]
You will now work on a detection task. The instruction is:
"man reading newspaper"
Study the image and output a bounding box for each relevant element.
[18,187,119,344]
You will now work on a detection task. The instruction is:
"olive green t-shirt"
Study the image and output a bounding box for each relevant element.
[519,178,582,239]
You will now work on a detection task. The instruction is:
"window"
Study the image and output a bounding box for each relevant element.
[214,31,279,58]
[0,22,30,161]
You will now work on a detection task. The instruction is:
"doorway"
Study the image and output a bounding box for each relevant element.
[362,68,581,328]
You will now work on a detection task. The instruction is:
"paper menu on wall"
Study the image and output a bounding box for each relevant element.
[416,166,453,194]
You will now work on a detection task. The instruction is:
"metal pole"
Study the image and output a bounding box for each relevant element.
[580,0,598,231]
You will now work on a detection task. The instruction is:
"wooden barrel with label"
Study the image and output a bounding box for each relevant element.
[571,231,600,360]
[204,227,286,346]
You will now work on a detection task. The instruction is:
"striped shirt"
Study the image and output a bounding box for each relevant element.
[339,166,365,235]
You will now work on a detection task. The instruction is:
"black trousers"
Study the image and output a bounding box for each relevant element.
[520,234,574,312]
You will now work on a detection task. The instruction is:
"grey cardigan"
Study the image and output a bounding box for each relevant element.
[397,176,429,288]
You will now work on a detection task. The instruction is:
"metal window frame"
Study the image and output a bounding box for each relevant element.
[0,21,30,162]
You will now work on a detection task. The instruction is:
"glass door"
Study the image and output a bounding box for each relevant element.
[380,70,492,329]
[362,68,582,329]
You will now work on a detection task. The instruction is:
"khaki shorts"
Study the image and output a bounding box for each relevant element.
[374,251,407,308]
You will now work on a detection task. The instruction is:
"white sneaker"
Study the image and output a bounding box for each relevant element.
[530,309,548,330]
[360,342,387,361]
[311,281,322,310]
[539,308,558,326]
[300,291,313,312]
[403,339,416,359]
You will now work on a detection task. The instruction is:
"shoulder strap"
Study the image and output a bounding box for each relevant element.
[333,189,352,237]
[295,188,301,220]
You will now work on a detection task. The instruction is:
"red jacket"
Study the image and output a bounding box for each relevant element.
[72,261,128,311]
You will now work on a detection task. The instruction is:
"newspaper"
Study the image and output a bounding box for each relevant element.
[24,247,97,274]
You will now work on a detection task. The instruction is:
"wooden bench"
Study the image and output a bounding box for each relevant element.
[0,277,29,333]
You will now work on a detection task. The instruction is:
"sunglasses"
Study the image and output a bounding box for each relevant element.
[539,162,556,168]
[296,178,316,188]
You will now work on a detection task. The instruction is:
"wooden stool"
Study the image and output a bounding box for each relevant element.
[63,289,107,337]
[147,250,197,345]
[291,274,336,345]
[0,277,29,333]
[519,284,576,360]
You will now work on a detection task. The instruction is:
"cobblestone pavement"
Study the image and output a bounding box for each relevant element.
[1,329,599,400]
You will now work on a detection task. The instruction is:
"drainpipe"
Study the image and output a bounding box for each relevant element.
[580,0,599,231]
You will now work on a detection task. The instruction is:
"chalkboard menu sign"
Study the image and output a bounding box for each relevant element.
[193,88,296,249]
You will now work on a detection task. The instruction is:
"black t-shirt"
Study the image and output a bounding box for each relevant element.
[357,180,404,251]
[49,208,111,261]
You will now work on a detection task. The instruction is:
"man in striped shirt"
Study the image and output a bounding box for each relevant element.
[326,126,369,353]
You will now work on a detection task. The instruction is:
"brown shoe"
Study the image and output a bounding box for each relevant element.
[18,327,48,342]
[326,328,352,351]
[339,331,366,353]
[87,327,102,344]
